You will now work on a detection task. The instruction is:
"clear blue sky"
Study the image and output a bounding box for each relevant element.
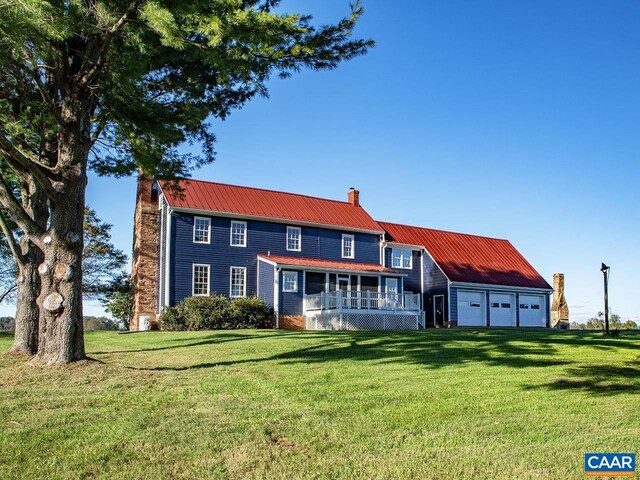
[3,0,639,322]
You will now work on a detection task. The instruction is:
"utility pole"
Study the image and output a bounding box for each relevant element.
[601,263,610,335]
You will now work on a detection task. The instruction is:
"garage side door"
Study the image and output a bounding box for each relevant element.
[489,293,516,327]
[519,295,545,327]
[457,291,485,326]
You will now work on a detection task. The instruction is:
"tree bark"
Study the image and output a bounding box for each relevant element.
[9,252,42,355]
[8,179,47,356]
[30,182,86,364]
[30,97,89,365]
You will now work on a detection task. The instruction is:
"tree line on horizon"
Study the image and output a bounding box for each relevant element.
[571,312,638,331]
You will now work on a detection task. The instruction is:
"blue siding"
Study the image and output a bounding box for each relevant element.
[169,213,381,305]
[384,247,421,293]
[257,260,274,307]
[279,270,303,315]
[423,252,449,325]
[450,288,457,324]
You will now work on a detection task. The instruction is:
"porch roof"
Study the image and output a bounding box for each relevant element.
[257,254,403,276]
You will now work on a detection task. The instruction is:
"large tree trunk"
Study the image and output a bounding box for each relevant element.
[30,182,86,364]
[30,98,89,365]
[9,252,42,355]
[8,179,48,356]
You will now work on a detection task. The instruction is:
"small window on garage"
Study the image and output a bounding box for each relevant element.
[501,303,511,308]
[458,301,469,307]
[491,302,499,308]
[531,304,540,310]
[520,304,529,309]
[470,302,481,308]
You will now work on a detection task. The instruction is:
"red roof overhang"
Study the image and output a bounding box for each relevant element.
[257,254,403,276]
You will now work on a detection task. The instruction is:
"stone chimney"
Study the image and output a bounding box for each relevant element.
[348,188,360,207]
[130,172,159,330]
[551,273,569,328]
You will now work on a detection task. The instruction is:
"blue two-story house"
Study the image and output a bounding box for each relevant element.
[146,179,421,330]
[130,176,551,331]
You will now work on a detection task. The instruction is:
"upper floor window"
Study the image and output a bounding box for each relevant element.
[230,220,247,247]
[282,271,298,292]
[192,264,210,296]
[342,234,355,259]
[392,248,412,269]
[193,217,211,244]
[230,266,246,297]
[286,226,301,252]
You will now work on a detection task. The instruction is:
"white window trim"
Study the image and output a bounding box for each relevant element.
[192,264,210,296]
[391,248,413,269]
[286,226,302,252]
[229,266,247,298]
[341,234,355,259]
[282,270,298,292]
[230,220,247,247]
[193,216,211,244]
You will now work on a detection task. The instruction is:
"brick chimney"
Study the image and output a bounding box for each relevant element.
[551,273,569,329]
[348,187,360,207]
[130,172,159,330]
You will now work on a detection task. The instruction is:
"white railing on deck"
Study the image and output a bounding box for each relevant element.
[304,291,421,312]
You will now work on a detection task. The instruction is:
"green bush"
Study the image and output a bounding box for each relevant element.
[158,295,273,331]
[158,306,187,331]
[229,296,273,329]
[181,295,230,330]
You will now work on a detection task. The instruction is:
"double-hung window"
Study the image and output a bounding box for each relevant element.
[192,264,210,296]
[230,267,246,297]
[282,271,298,292]
[286,226,301,252]
[230,221,247,247]
[193,217,211,244]
[342,234,355,259]
[392,248,412,269]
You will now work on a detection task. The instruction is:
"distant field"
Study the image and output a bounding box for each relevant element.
[1,329,639,479]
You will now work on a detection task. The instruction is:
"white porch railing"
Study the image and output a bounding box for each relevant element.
[304,291,421,313]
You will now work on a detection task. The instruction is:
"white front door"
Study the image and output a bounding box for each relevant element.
[457,291,485,326]
[519,295,545,327]
[489,293,516,327]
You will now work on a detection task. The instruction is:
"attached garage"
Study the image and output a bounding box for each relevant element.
[519,295,546,327]
[489,293,516,327]
[457,291,485,326]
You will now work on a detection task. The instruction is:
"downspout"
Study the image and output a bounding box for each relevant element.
[274,267,280,329]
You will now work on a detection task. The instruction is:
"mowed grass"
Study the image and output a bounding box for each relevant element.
[1,329,639,479]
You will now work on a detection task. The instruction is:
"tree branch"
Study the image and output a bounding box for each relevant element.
[0,131,59,200]
[0,174,45,242]
[0,209,23,264]
[18,47,61,121]
[80,0,145,87]
[0,284,17,304]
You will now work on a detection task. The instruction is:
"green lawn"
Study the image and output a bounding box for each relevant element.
[1,329,639,479]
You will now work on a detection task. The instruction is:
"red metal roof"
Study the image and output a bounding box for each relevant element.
[257,254,400,274]
[158,179,383,233]
[379,221,551,289]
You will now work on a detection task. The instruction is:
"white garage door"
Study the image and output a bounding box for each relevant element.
[489,293,516,327]
[457,291,485,326]
[519,295,546,327]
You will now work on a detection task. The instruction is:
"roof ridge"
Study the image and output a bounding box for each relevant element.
[377,220,510,242]
[171,177,359,207]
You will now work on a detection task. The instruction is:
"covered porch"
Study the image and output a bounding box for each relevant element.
[304,290,423,330]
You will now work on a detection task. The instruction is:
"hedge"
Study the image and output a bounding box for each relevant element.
[158,295,273,331]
